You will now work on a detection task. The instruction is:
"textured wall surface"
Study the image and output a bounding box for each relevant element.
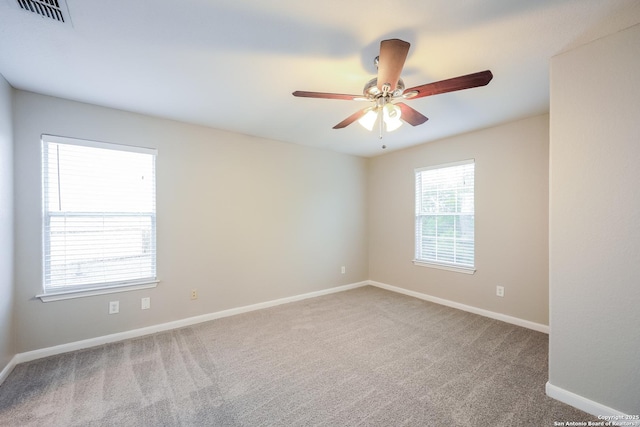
[12,90,369,352]
[368,115,550,325]
[549,23,640,414]
[0,74,14,371]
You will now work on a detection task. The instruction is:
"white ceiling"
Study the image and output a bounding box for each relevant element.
[1,0,639,157]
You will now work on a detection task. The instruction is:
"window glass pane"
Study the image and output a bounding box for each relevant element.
[436,215,455,238]
[47,143,154,213]
[436,238,455,263]
[438,190,457,213]
[456,241,474,266]
[456,215,475,240]
[458,189,474,213]
[47,215,155,288]
[42,135,157,291]
[420,216,437,237]
[415,161,474,269]
[421,190,438,213]
[421,236,437,259]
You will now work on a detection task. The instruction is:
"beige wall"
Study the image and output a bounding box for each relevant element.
[549,23,640,414]
[0,75,14,369]
[368,115,549,325]
[13,90,369,353]
[8,88,551,358]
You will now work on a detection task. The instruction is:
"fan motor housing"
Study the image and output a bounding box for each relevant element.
[363,78,405,99]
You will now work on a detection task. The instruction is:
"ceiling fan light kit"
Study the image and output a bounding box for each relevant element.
[293,38,493,143]
[382,103,402,131]
[358,108,378,131]
[357,96,403,136]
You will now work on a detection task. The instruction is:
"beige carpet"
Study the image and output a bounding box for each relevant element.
[0,286,596,426]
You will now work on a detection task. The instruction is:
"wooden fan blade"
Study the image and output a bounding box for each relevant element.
[333,108,368,129]
[405,70,493,99]
[396,102,428,126]
[377,39,410,93]
[292,91,361,101]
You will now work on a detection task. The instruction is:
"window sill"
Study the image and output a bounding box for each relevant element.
[412,260,476,275]
[36,280,159,302]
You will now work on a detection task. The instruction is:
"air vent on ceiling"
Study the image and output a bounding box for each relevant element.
[14,0,70,24]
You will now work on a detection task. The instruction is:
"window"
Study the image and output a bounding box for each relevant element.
[40,135,157,300]
[414,160,475,273]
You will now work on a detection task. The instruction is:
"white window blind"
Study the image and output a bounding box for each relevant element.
[415,160,475,271]
[42,135,157,293]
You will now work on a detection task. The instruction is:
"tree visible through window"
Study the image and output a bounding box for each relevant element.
[42,135,157,293]
[415,160,475,271]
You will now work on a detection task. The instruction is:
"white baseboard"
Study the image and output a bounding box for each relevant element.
[4,279,545,382]
[6,280,634,424]
[0,355,17,385]
[1,278,545,384]
[13,281,369,366]
[368,280,549,334]
[546,382,640,425]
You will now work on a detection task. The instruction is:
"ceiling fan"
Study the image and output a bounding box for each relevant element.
[293,39,493,138]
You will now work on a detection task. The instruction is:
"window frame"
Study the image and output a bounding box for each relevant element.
[37,134,159,302]
[413,159,476,275]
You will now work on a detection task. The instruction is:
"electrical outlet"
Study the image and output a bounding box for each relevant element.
[191,289,198,300]
[496,286,505,297]
[141,297,150,310]
[109,300,119,314]
[341,266,346,274]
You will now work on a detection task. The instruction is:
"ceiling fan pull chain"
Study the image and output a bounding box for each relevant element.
[379,98,384,139]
